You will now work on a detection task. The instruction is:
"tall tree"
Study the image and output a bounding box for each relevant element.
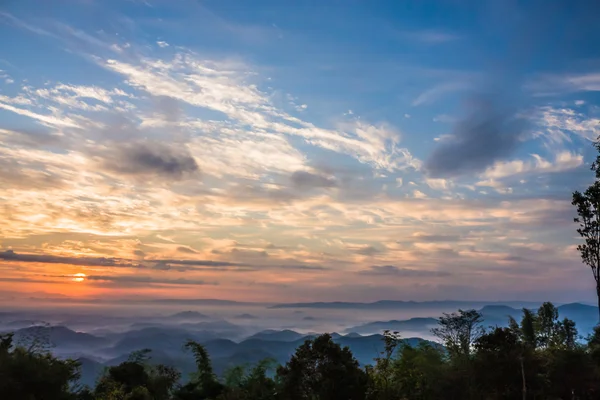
[431,309,484,358]
[572,138,600,320]
[276,333,367,400]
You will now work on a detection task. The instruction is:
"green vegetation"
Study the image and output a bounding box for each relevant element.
[3,302,600,399]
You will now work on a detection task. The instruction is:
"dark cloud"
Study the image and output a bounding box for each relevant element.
[101,141,199,179]
[358,265,451,277]
[290,170,337,189]
[355,246,384,256]
[0,249,129,267]
[424,96,528,178]
[276,264,326,271]
[133,250,146,257]
[411,233,462,242]
[86,275,216,286]
[0,250,241,270]
[424,0,600,178]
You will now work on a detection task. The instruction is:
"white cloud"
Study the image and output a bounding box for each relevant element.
[157,41,169,48]
[412,190,427,199]
[529,72,600,94]
[100,53,418,172]
[536,106,600,143]
[0,101,80,128]
[478,151,583,182]
[425,178,452,191]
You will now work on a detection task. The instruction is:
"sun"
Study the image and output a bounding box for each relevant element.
[72,273,86,282]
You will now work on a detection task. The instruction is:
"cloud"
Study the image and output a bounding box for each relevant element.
[99,140,200,179]
[478,151,583,182]
[177,246,198,254]
[0,250,241,270]
[411,233,462,242]
[424,95,528,178]
[290,170,336,189]
[358,265,451,277]
[354,245,383,256]
[425,178,452,191]
[0,249,130,267]
[0,102,81,128]
[536,106,599,143]
[528,72,600,94]
[100,54,416,172]
[86,275,216,286]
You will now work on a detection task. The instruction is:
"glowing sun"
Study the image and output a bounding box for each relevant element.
[72,273,86,282]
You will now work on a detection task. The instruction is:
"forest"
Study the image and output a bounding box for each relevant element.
[2,301,600,400]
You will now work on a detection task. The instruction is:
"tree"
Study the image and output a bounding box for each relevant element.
[93,350,180,400]
[220,358,277,400]
[0,333,81,400]
[536,302,560,349]
[431,309,484,358]
[391,342,446,400]
[173,340,224,400]
[367,330,402,400]
[473,327,525,399]
[572,138,600,320]
[276,333,367,400]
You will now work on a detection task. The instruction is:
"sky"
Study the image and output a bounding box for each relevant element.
[0,0,599,305]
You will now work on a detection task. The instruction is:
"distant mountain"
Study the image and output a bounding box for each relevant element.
[344,317,438,335]
[479,305,521,316]
[150,298,259,306]
[67,328,436,386]
[167,311,210,320]
[234,313,259,320]
[270,300,541,310]
[77,357,105,387]
[557,303,598,333]
[558,303,598,320]
[1,320,48,329]
[13,326,107,351]
[345,332,362,338]
[247,329,306,342]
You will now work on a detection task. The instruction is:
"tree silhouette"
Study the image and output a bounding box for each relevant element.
[572,138,600,320]
[276,333,367,400]
[431,309,483,358]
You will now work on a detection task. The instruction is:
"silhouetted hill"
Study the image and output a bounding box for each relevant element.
[234,313,259,320]
[247,329,306,342]
[167,311,210,320]
[269,300,541,310]
[344,317,438,335]
[77,357,105,387]
[345,332,363,338]
[13,326,107,351]
[69,329,436,386]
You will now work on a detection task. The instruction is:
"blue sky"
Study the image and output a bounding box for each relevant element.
[0,0,599,304]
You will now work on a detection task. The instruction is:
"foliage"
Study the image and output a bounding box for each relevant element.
[0,333,80,400]
[276,333,368,400]
[431,309,484,358]
[572,138,600,320]
[4,304,600,400]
